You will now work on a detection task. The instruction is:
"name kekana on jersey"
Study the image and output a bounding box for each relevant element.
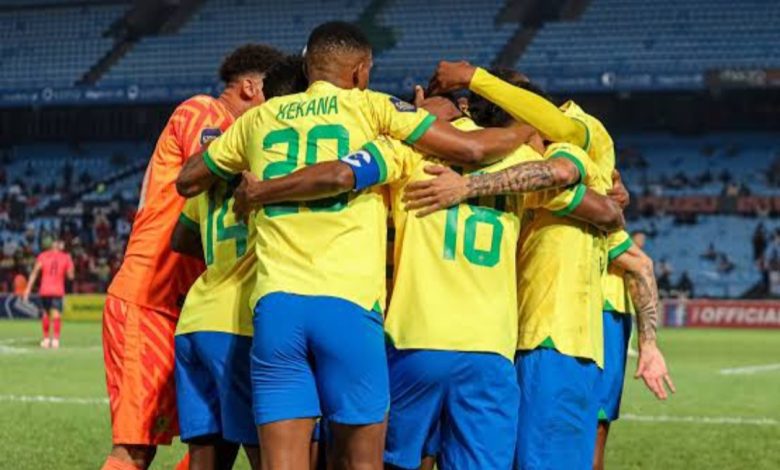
[276,95,338,120]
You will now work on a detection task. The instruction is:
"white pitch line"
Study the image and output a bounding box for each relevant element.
[622,414,778,426]
[0,394,108,405]
[719,363,780,375]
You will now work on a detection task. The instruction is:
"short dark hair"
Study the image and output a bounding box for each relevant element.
[263,55,308,99]
[219,44,285,84]
[305,21,371,66]
[469,67,552,128]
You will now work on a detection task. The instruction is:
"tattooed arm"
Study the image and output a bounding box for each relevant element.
[612,245,676,400]
[403,158,578,216]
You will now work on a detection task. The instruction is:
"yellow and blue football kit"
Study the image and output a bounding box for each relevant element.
[514,142,610,470]
[598,230,635,423]
[174,180,257,445]
[202,81,435,426]
[359,117,539,469]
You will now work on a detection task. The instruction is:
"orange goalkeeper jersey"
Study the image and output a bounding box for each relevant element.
[108,95,234,318]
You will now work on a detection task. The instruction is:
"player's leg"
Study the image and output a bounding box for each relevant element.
[382,347,447,470]
[39,297,51,348]
[309,296,389,470]
[251,293,320,469]
[187,435,240,470]
[418,423,441,470]
[592,311,633,470]
[438,352,519,470]
[102,295,178,469]
[593,422,610,470]
[50,297,63,348]
[203,331,261,469]
[174,332,224,469]
[514,347,600,470]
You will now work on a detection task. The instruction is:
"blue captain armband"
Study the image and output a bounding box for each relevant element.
[340,143,387,191]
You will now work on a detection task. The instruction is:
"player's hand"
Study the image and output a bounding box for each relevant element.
[608,169,630,209]
[22,291,30,303]
[635,340,676,400]
[427,61,477,95]
[233,171,260,223]
[413,86,462,122]
[403,165,469,217]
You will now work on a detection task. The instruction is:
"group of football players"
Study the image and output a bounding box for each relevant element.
[99,21,674,470]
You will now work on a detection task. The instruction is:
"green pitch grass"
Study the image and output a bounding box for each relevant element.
[0,321,778,469]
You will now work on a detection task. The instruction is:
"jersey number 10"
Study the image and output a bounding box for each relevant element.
[442,205,504,268]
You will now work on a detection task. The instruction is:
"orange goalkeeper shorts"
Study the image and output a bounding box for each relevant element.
[102,294,179,445]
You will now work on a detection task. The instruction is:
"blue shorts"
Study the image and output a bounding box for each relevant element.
[251,293,388,426]
[384,347,519,470]
[174,332,257,445]
[39,296,63,312]
[597,311,632,422]
[515,347,600,470]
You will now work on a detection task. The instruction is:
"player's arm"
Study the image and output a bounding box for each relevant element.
[233,140,407,219]
[403,157,581,216]
[171,199,204,259]
[564,188,624,232]
[23,261,41,302]
[176,151,218,197]
[66,257,75,281]
[428,61,587,148]
[170,219,204,260]
[233,164,354,219]
[177,110,254,197]
[412,118,534,165]
[611,243,676,400]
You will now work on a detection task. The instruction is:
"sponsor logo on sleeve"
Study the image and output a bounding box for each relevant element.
[200,128,222,145]
[389,96,417,113]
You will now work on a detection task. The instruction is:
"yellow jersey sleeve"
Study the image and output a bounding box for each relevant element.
[365,91,437,145]
[203,108,257,179]
[179,197,201,231]
[608,230,633,263]
[360,136,421,187]
[469,68,588,149]
[603,230,634,314]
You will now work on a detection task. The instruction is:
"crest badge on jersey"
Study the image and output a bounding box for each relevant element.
[200,128,222,145]
[389,96,417,113]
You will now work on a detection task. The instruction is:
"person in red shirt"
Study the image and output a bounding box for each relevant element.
[100,44,283,470]
[23,239,74,349]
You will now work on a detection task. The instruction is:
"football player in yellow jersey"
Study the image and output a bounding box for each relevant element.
[174,22,540,470]
[592,228,676,470]
[225,86,622,470]
[166,56,309,470]
[407,76,626,470]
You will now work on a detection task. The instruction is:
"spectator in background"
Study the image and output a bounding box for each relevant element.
[13,271,27,296]
[753,223,767,261]
[701,242,717,261]
[717,253,735,275]
[657,257,673,296]
[676,272,694,297]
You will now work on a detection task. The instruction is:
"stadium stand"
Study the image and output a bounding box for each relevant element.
[0,3,128,88]
[618,133,779,196]
[370,0,516,95]
[100,0,374,86]
[517,0,780,79]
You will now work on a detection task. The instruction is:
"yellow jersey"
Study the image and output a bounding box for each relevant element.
[603,230,634,315]
[374,118,538,361]
[175,180,256,336]
[203,81,435,312]
[517,142,610,367]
